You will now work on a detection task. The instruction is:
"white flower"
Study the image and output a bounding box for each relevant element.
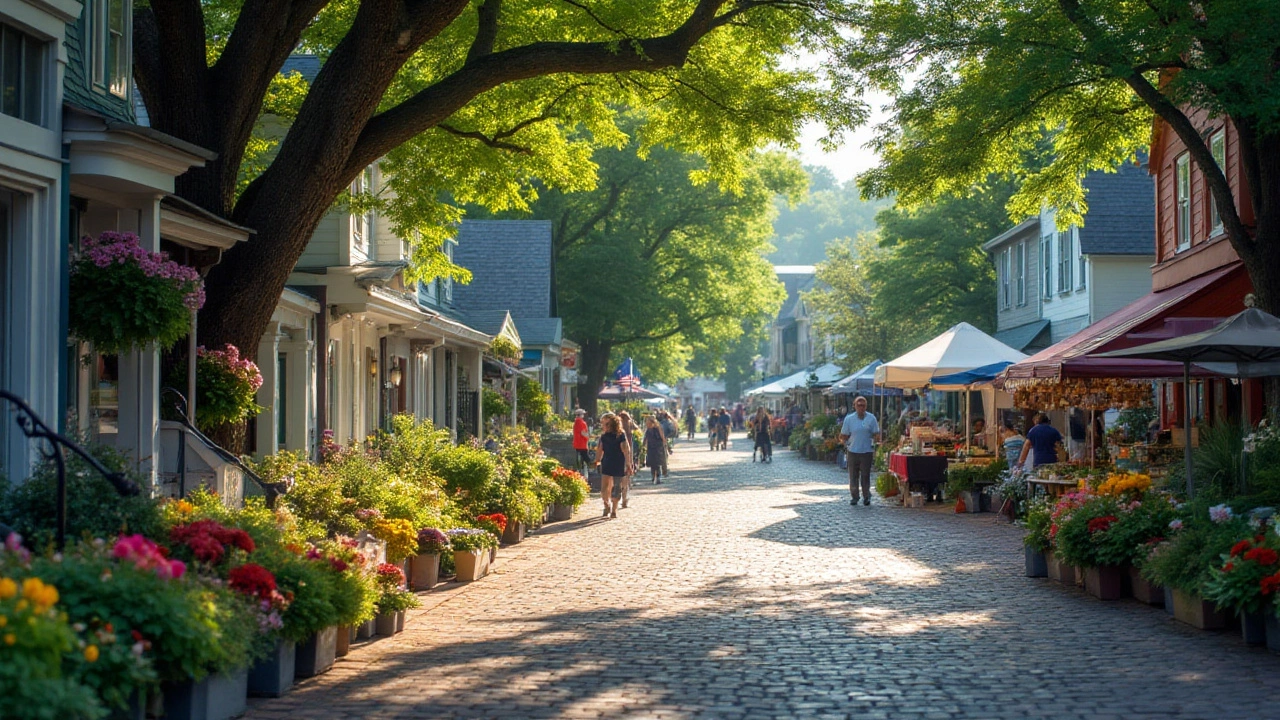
[1209,504,1234,523]
[1169,519,1183,531]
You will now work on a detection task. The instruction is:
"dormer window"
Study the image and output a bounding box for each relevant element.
[91,0,130,98]
[350,166,373,253]
[0,22,47,125]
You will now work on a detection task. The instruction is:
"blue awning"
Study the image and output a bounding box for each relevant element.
[826,360,904,396]
[930,361,1016,388]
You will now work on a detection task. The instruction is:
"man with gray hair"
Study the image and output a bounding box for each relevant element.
[839,395,881,506]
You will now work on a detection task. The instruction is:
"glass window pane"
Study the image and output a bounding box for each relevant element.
[2,26,21,118]
[22,36,42,125]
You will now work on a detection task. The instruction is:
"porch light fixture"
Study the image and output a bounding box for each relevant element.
[369,360,378,376]
[389,365,403,387]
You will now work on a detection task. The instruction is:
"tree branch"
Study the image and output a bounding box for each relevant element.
[437,123,533,154]
[467,0,502,62]
[613,310,734,345]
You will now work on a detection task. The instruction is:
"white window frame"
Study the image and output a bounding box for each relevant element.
[1056,229,1072,294]
[91,0,131,98]
[999,247,1011,309]
[1040,234,1052,300]
[1208,131,1226,237]
[1014,241,1026,306]
[350,167,373,253]
[1176,153,1192,252]
[0,22,48,126]
[1077,229,1087,290]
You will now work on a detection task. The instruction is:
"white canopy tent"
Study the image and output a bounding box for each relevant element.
[874,323,1027,388]
[743,362,844,397]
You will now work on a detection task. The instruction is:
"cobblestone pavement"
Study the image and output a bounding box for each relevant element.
[244,435,1280,720]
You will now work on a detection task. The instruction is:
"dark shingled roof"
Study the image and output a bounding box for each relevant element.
[1078,160,1156,256]
[994,319,1052,352]
[280,55,322,83]
[514,317,562,347]
[63,17,133,123]
[463,309,515,338]
[451,220,554,319]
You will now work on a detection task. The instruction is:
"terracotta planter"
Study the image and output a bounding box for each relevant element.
[410,553,440,591]
[1024,547,1048,578]
[1083,565,1125,601]
[455,549,490,581]
[375,611,400,637]
[247,638,296,697]
[1171,589,1227,630]
[1046,552,1077,586]
[551,503,573,521]
[161,677,208,720]
[206,667,248,720]
[335,625,352,658]
[1240,611,1268,646]
[295,626,338,678]
[1128,566,1164,606]
[501,522,526,545]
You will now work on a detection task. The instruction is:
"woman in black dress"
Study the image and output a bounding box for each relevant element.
[595,413,632,519]
[751,407,773,462]
[644,416,668,484]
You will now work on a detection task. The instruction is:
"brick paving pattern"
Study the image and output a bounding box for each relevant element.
[243,434,1280,719]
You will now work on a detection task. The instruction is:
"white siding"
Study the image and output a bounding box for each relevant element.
[1089,256,1154,322]
[298,213,342,267]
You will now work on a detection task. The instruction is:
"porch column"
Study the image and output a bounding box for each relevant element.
[280,336,314,452]
[462,347,483,442]
[116,197,163,487]
[255,322,282,454]
[432,346,447,428]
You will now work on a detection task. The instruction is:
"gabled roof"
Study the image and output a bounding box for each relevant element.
[514,317,563,347]
[994,319,1052,352]
[982,218,1039,253]
[451,220,554,318]
[1078,160,1155,256]
[776,271,816,323]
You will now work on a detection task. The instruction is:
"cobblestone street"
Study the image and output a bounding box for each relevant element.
[244,436,1280,719]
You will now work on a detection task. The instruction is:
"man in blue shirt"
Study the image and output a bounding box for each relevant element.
[1019,413,1063,469]
[839,396,880,506]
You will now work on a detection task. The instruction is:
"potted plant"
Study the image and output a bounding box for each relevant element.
[312,538,375,658]
[447,529,499,581]
[551,467,589,521]
[1022,497,1051,578]
[247,546,340,697]
[1203,533,1280,646]
[374,563,419,636]
[1139,502,1248,630]
[1045,492,1089,586]
[67,231,204,353]
[371,518,420,566]
[410,528,450,591]
[188,344,264,434]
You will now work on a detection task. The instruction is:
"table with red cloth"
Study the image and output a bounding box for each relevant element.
[888,453,949,500]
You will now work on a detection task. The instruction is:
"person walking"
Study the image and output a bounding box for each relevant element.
[707,409,719,450]
[751,407,773,462]
[595,413,632,519]
[839,396,880,506]
[684,405,697,440]
[572,408,591,473]
[618,411,640,508]
[643,416,669,484]
[717,407,731,450]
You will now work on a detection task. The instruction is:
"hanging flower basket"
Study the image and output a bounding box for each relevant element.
[193,344,263,432]
[68,232,204,354]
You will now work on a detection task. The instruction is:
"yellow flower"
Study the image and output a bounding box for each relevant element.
[84,645,99,663]
[20,578,58,612]
[0,616,7,627]
[3,634,13,646]
[0,577,15,600]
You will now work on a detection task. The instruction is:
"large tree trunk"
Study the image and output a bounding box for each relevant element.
[577,339,613,418]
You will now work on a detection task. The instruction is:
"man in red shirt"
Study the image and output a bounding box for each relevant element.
[572,408,591,471]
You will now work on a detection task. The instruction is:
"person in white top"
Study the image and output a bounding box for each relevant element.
[839,396,881,506]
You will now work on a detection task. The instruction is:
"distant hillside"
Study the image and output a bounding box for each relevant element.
[768,165,891,264]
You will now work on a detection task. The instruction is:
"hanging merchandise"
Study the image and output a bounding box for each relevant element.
[1010,377,1155,411]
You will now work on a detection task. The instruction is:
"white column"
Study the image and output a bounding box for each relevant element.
[432,346,447,427]
[116,197,163,486]
[465,347,483,442]
[255,322,282,454]
[280,336,314,452]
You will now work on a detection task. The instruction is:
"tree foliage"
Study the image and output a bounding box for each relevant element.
[512,120,799,410]
[769,166,891,264]
[137,0,863,357]
[844,0,1280,312]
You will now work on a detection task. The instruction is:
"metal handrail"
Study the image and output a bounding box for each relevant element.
[0,390,140,549]
[160,388,289,507]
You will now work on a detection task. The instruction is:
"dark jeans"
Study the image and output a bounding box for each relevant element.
[847,451,873,501]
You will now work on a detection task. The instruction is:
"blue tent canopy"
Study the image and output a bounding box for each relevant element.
[929,361,1015,388]
[826,360,904,396]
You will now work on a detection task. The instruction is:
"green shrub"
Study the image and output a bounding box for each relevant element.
[1140,499,1252,593]
[517,377,552,429]
[1024,497,1053,552]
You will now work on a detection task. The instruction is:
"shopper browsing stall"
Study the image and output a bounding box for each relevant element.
[1018,413,1063,469]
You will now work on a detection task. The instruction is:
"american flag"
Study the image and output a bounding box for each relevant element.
[614,358,642,390]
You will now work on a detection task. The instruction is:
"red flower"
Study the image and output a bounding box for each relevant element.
[329,558,349,573]
[169,519,254,564]
[1224,562,1236,573]
[228,563,278,602]
[1244,547,1279,566]
[1087,516,1118,534]
[131,630,144,643]
[1262,573,1280,596]
[1230,539,1252,557]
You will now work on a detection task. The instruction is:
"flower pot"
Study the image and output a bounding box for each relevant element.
[356,619,376,639]
[1083,565,1124,601]
[410,553,440,591]
[1046,552,1077,586]
[489,547,497,565]
[454,549,490,581]
[161,677,208,720]
[958,490,981,513]
[501,522,527,545]
[982,491,999,513]
[1128,566,1164,606]
[335,625,352,658]
[205,667,248,720]
[1024,547,1048,578]
[295,626,338,678]
[247,638,296,697]
[552,503,573,522]
[1241,611,1268,646]
[375,612,399,637]
[1163,587,1176,616]
[1171,589,1227,630]
[396,610,406,633]
[1265,613,1280,653]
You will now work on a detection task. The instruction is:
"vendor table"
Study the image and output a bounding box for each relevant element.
[889,453,949,500]
[1026,476,1079,498]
